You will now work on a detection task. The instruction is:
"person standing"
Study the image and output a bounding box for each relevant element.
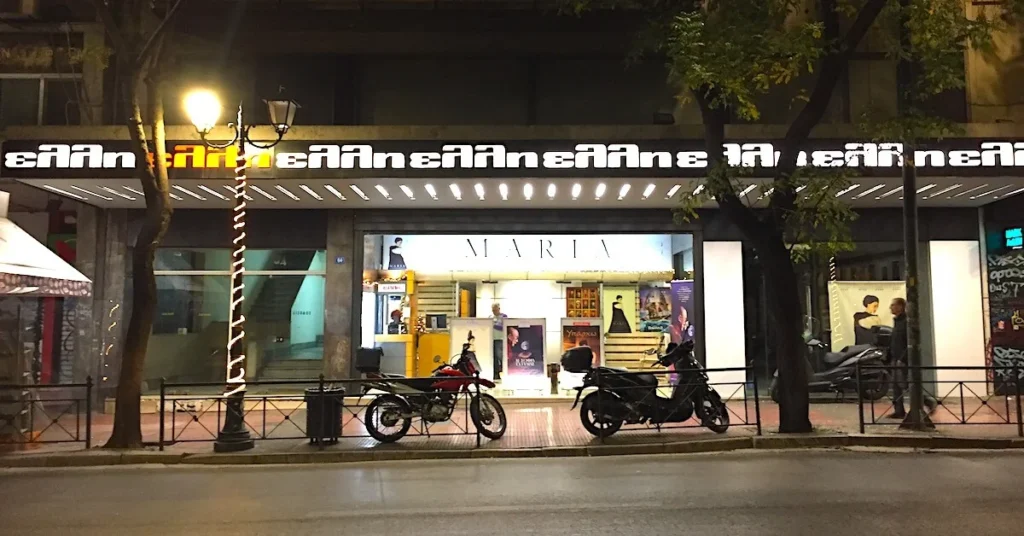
[888,297,936,418]
[491,303,508,381]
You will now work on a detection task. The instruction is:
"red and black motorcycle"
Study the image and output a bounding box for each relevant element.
[356,332,507,443]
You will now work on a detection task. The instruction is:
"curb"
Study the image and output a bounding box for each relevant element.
[3,434,1024,468]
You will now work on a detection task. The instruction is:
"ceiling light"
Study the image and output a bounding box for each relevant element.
[375,185,392,200]
[971,185,1011,199]
[691,184,705,196]
[221,185,253,201]
[996,186,1024,199]
[852,184,886,199]
[954,184,989,198]
[916,183,937,195]
[757,188,774,201]
[275,185,300,201]
[349,185,370,201]
[642,184,656,199]
[571,183,582,200]
[123,186,145,196]
[834,184,860,198]
[499,183,509,201]
[169,193,183,201]
[425,184,438,200]
[795,185,807,193]
[595,183,607,199]
[925,184,961,199]
[547,184,556,199]
[876,186,903,199]
[197,185,228,200]
[323,184,347,200]
[299,184,323,201]
[42,185,86,200]
[250,185,278,201]
[98,186,135,200]
[70,185,114,201]
[738,185,757,197]
[475,183,485,200]
[617,184,630,200]
[399,185,415,200]
[524,183,534,200]
[449,183,462,200]
[171,185,206,201]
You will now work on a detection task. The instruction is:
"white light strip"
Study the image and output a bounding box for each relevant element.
[692,184,705,196]
[996,186,1024,199]
[399,185,415,200]
[197,185,229,200]
[222,185,253,201]
[738,184,757,197]
[375,185,392,200]
[617,184,630,200]
[971,185,1011,199]
[876,186,903,199]
[795,185,807,193]
[169,193,184,201]
[642,184,656,199]
[571,183,582,200]
[666,184,682,199]
[852,184,886,199]
[757,188,774,201]
[475,183,485,200]
[449,183,462,200]
[524,183,534,201]
[249,185,278,201]
[425,184,438,200]
[834,184,861,198]
[954,184,989,198]
[299,184,324,201]
[123,186,145,197]
[499,183,509,201]
[349,185,370,201]
[916,183,937,195]
[99,186,136,200]
[925,184,962,199]
[274,185,301,201]
[42,185,86,200]
[70,185,114,201]
[324,184,347,200]
[595,183,607,199]
[225,148,248,397]
[547,183,556,199]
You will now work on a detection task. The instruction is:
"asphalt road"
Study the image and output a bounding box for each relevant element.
[2,450,1023,535]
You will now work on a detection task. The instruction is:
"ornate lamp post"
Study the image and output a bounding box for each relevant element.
[184,89,299,452]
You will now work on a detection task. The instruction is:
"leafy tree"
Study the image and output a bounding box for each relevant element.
[89,0,184,448]
[569,0,1021,432]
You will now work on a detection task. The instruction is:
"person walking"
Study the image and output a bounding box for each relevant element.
[888,297,937,419]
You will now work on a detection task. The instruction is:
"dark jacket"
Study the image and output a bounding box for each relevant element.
[889,313,908,363]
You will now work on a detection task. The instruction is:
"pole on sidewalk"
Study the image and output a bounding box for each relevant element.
[85,376,92,449]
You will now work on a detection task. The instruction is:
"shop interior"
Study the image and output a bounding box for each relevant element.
[361,233,696,396]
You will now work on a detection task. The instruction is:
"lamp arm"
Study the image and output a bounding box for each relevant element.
[198,127,241,150]
[245,129,286,150]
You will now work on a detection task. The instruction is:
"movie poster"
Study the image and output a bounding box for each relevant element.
[828,281,906,352]
[505,320,546,376]
[670,280,695,344]
[639,286,672,333]
[602,287,636,334]
[561,323,602,368]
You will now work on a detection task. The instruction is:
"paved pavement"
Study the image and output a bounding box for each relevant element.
[3,450,1024,535]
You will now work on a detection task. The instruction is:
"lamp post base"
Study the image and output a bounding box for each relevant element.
[214,394,254,452]
[214,430,255,453]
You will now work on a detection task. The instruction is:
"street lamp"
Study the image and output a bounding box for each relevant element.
[185,89,300,453]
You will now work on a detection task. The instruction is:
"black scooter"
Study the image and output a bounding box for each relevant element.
[563,340,730,437]
[768,326,892,403]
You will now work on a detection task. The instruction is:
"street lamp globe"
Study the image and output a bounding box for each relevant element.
[184,89,222,135]
[264,98,300,135]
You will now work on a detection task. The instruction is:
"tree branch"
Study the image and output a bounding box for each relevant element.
[136,0,185,68]
[89,0,130,57]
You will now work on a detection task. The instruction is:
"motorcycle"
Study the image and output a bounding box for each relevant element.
[563,340,730,437]
[356,331,507,443]
[768,326,892,403]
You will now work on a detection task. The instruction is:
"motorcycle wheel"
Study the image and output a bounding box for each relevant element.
[579,391,624,438]
[470,393,507,440]
[364,394,412,443]
[859,370,892,402]
[768,378,780,404]
[697,392,730,434]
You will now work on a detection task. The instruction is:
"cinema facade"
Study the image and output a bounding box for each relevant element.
[2,126,1022,399]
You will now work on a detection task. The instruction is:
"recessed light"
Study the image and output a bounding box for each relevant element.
[665,185,682,199]
[475,183,485,200]
[835,184,861,198]
[571,183,582,200]
[996,186,1024,199]
[642,184,656,199]
[250,185,278,201]
[953,184,988,198]
[925,184,961,199]
[123,186,145,197]
[691,184,705,196]
[42,185,86,200]
[499,183,509,201]
[425,184,438,200]
[349,185,370,201]
[738,184,756,197]
[375,185,392,200]
[852,184,886,199]
[222,185,253,201]
[524,183,534,200]
[795,185,807,193]
[197,185,228,200]
[399,185,415,200]
[595,183,607,199]
[99,186,135,200]
[172,185,206,201]
[322,185,346,200]
[876,186,903,200]
[971,185,1011,199]
[547,184,556,199]
[617,184,630,200]
[916,183,936,194]
[71,185,114,201]
[449,183,462,200]
[275,185,301,201]
[298,184,323,201]
[757,188,775,201]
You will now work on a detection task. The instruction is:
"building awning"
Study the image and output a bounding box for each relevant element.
[0,193,91,298]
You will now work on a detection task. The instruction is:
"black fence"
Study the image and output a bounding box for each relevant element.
[157,375,487,450]
[856,363,1023,436]
[588,366,761,440]
[0,378,93,448]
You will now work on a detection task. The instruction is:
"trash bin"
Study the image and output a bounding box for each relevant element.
[304,387,345,445]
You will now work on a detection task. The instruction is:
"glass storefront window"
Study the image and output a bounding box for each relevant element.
[242,273,326,370]
[143,275,230,386]
[155,249,231,271]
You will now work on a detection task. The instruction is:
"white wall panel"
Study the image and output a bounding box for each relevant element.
[703,242,746,391]
[928,241,987,393]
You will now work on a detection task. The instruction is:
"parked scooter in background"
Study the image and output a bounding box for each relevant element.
[769,326,892,403]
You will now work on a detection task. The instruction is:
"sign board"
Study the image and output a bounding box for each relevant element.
[1005,227,1023,250]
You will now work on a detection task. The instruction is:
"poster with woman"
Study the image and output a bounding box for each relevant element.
[827,281,906,351]
[504,319,546,376]
[670,280,695,344]
[385,236,406,270]
[639,286,672,333]
[602,287,636,334]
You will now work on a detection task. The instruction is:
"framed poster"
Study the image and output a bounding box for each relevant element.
[559,318,603,391]
[828,281,906,351]
[639,286,672,333]
[449,318,495,381]
[670,280,696,344]
[504,318,547,382]
[602,287,636,334]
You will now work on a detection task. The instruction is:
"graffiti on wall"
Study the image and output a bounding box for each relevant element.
[988,251,1024,394]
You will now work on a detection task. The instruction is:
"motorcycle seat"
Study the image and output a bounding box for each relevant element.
[823,344,872,365]
[595,367,658,388]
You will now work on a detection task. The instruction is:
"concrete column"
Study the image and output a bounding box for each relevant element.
[324,211,355,379]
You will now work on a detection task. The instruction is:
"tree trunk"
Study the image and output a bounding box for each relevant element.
[104,63,172,449]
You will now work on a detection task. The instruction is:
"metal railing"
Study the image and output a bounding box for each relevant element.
[589,366,761,441]
[0,378,93,448]
[157,375,486,450]
[856,363,1023,436]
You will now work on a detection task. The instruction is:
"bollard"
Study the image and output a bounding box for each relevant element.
[752,372,762,436]
[85,376,93,449]
[159,378,166,451]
